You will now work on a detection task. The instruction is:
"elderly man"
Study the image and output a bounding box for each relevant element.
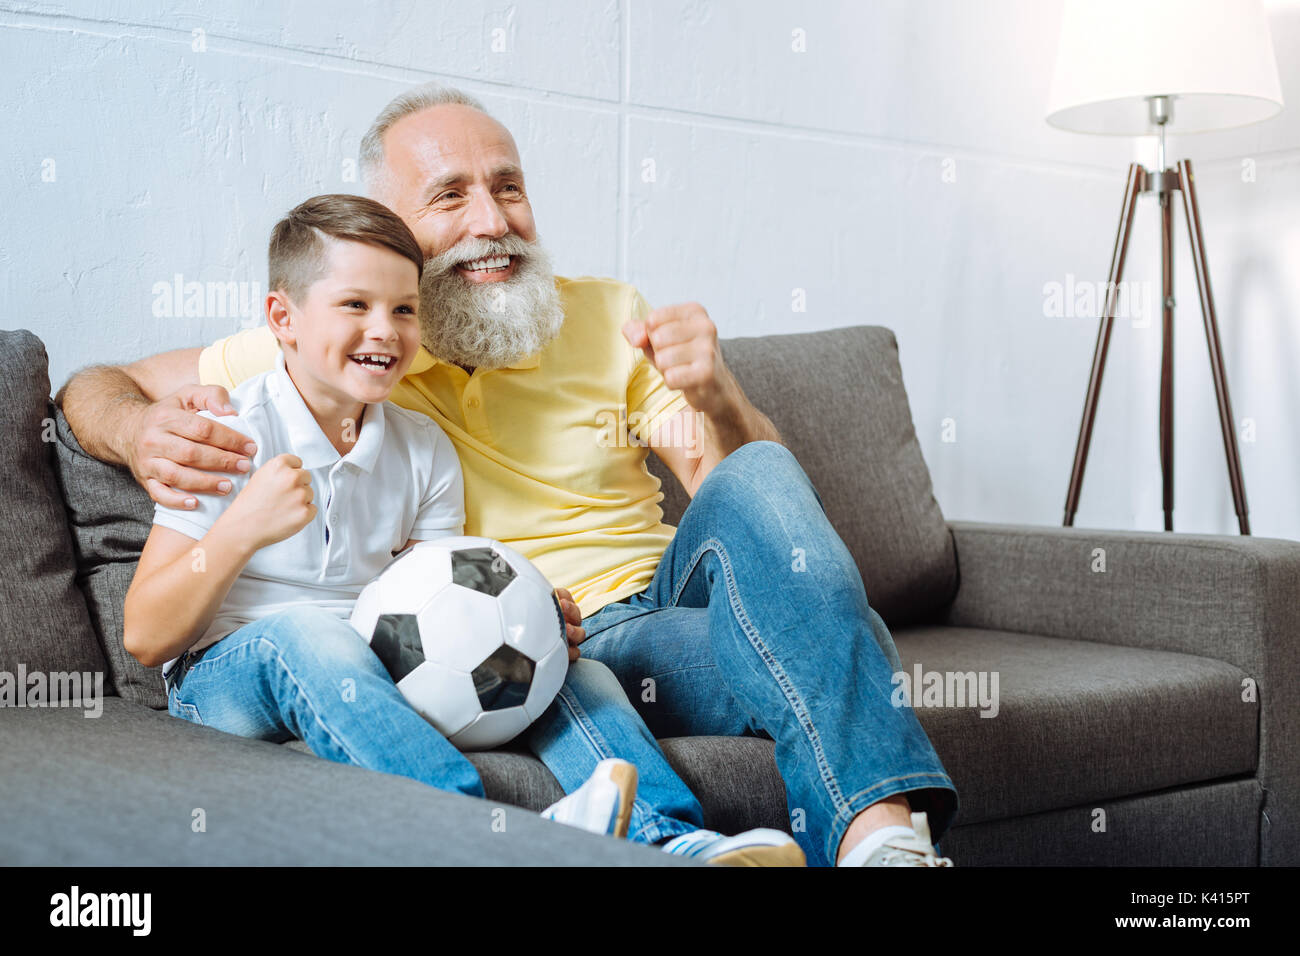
[59,83,958,867]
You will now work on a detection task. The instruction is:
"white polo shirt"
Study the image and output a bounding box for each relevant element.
[153,348,466,677]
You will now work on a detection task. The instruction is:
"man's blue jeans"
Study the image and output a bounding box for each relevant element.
[165,606,707,846]
[578,440,960,866]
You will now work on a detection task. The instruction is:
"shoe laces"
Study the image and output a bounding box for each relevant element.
[877,843,954,867]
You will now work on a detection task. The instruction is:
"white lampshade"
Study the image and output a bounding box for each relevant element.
[1047,0,1284,135]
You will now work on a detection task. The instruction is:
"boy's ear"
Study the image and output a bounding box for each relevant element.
[266,290,297,349]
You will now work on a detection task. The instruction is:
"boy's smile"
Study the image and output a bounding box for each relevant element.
[266,237,422,452]
[347,351,401,374]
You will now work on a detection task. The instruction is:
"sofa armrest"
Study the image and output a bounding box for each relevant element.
[942,520,1300,668]
[942,519,1300,864]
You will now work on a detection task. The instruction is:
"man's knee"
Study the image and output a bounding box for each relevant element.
[726,439,795,469]
[708,440,804,488]
[697,440,821,515]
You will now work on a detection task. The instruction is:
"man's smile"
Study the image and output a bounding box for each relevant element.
[455,253,518,283]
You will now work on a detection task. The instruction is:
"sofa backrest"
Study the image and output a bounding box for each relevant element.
[645,325,957,626]
[51,406,163,707]
[0,329,110,700]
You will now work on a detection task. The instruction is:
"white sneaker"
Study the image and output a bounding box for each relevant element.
[539,758,638,838]
[858,812,954,866]
[661,828,806,866]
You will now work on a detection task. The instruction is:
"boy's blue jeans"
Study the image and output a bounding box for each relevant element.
[166,606,706,846]
[577,441,959,866]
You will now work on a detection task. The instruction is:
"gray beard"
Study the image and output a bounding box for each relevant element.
[418,234,565,371]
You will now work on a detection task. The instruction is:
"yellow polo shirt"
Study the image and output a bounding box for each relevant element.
[198,275,689,619]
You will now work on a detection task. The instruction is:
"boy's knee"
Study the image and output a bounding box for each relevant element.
[255,607,376,671]
[563,656,623,697]
[271,605,342,630]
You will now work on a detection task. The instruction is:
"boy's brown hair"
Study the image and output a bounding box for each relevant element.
[268,194,424,304]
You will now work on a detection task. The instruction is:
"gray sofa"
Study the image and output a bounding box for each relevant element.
[2,324,1296,866]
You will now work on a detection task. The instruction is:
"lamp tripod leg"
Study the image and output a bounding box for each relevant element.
[1176,159,1251,535]
[1160,178,1175,531]
[1064,163,1145,527]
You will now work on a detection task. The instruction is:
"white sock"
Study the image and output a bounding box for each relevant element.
[837,825,917,867]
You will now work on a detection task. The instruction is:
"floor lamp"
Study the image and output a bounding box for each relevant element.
[1046,0,1284,535]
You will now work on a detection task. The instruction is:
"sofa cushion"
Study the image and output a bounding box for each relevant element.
[50,407,164,708]
[0,330,108,695]
[646,326,956,626]
[0,698,686,865]
[895,626,1258,824]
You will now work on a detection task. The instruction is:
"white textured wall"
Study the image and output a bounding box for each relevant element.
[3,0,1297,539]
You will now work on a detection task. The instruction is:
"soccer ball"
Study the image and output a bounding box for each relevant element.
[349,536,569,750]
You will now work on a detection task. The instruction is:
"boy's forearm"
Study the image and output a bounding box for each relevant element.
[56,364,147,468]
[124,517,259,667]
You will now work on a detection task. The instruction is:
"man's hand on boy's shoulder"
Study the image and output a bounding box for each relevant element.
[127,384,258,511]
[554,586,585,661]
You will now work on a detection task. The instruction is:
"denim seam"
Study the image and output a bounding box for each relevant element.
[189,638,361,765]
[672,535,848,814]
[581,606,661,641]
[645,663,717,679]
[168,686,202,725]
[552,683,614,762]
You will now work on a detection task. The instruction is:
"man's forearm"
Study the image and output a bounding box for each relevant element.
[701,399,782,458]
[690,390,783,492]
[55,365,146,468]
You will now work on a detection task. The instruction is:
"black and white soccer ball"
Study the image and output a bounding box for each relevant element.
[349,536,569,750]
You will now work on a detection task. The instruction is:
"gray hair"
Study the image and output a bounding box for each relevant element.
[359,83,489,191]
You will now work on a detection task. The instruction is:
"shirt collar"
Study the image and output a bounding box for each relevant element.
[268,349,386,473]
[406,345,540,374]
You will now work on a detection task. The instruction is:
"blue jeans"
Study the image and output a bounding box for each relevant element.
[165,605,706,845]
[579,441,960,866]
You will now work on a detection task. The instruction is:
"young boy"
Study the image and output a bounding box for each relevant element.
[123,194,802,864]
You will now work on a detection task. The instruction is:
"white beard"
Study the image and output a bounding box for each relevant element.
[419,233,565,370]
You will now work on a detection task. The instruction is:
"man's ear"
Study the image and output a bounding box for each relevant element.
[266,290,297,349]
